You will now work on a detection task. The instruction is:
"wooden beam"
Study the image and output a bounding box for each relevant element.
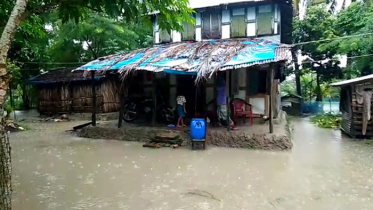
[227,71,231,131]
[91,71,97,126]
[269,67,274,133]
[116,76,124,128]
[152,73,157,126]
[118,93,124,128]
[203,80,207,142]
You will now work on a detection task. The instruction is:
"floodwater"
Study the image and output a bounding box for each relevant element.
[10,118,373,210]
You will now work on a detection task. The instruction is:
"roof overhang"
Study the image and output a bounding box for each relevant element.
[330,74,373,87]
[74,39,291,81]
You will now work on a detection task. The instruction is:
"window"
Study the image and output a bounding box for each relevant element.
[257,5,273,35]
[181,21,195,41]
[202,9,221,39]
[231,8,246,38]
[159,30,171,43]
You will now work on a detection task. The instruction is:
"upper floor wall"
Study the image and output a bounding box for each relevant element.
[152,1,293,44]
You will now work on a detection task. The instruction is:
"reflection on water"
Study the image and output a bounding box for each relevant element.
[10,118,373,210]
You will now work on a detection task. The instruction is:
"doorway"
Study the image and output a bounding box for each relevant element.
[176,75,205,117]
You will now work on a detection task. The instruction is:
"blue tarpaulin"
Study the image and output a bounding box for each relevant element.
[75,39,291,79]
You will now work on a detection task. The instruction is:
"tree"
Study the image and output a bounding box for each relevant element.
[0,0,194,209]
[290,0,344,99]
[293,5,342,101]
[0,1,28,208]
[292,0,302,98]
[320,2,373,78]
[48,13,152,62]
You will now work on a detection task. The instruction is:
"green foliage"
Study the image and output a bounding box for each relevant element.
[280,79,296,96]
[319,2,373,77]
[310,113,341,129]
[4,104,13,120]
[48,13,152,61]
[293,5,342,101]
[281,72,340,100]
[2,0,194,110]
[29,0,194,32]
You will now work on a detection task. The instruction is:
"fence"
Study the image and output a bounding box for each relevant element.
[302,101,340,114]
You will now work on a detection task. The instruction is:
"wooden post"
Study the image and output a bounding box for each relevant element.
[202,80,207,143]
[269,67,274,133]
[118,94,124,128]
[152,73,157,126]
[91,71,97,126]
[117,76,125,128]
[227,71,231,131]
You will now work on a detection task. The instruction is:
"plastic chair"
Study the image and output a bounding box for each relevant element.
[231,98,253,125]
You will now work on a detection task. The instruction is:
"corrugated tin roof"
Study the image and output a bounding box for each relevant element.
[75,39,291,81]
[28,68,105,85]
[330,74,373,87]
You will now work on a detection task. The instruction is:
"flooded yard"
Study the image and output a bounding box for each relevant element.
[10,118,373,210]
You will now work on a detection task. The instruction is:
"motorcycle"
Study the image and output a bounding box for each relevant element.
[122,94,175,123]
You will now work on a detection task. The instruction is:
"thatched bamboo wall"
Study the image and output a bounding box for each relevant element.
[37,77,120,114]
[101,78,121,112]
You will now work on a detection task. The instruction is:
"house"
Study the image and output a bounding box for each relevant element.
[28,68,120,114]
[151,0,292,119]
[331,75,373,138]
[281,93,302,116]
[75,0,293,132]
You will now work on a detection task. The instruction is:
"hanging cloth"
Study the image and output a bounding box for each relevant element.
[356,86,373,135]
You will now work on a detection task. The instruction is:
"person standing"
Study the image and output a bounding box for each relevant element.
[176,94,187,127]
[216,73,237,130]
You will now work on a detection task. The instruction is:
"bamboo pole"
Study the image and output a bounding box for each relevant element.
[202,80,207,139]
[152,73,157,126]
[117,75,124,128]
[269,67,274,133]
[227,71,231,131]
[91,71,96,126]
[118,93,124,128]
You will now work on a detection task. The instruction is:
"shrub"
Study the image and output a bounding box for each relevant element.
[310,113,341,129]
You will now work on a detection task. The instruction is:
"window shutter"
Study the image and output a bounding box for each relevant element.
[182,22,195,41]
[159,30,171,43]
[202,10,221,39]
[202,12,211,39]
[231,16,246,38]
[257,5,273,35]
[210,12,221,39]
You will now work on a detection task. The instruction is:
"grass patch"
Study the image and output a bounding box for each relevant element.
[18,123,30,131]
[310,113,341,129]
[363,139,373,145]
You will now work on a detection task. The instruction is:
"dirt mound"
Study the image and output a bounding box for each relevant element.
[5,120,25,132]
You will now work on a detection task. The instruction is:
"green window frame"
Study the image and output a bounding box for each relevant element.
[257,5,273,36]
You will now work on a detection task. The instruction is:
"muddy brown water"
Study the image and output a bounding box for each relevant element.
[10,117,373,210]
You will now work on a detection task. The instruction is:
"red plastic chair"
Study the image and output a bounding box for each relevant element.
[231,98,253,125]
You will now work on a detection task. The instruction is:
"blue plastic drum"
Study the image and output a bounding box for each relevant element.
[190,118,206,139]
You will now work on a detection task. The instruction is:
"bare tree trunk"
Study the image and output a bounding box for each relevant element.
[315,69,322,102]
[20,84,30,110]
[0,0,29,209]
[291,50,302,97]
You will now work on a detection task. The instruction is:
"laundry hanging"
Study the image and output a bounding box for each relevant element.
[356,86,373,135]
